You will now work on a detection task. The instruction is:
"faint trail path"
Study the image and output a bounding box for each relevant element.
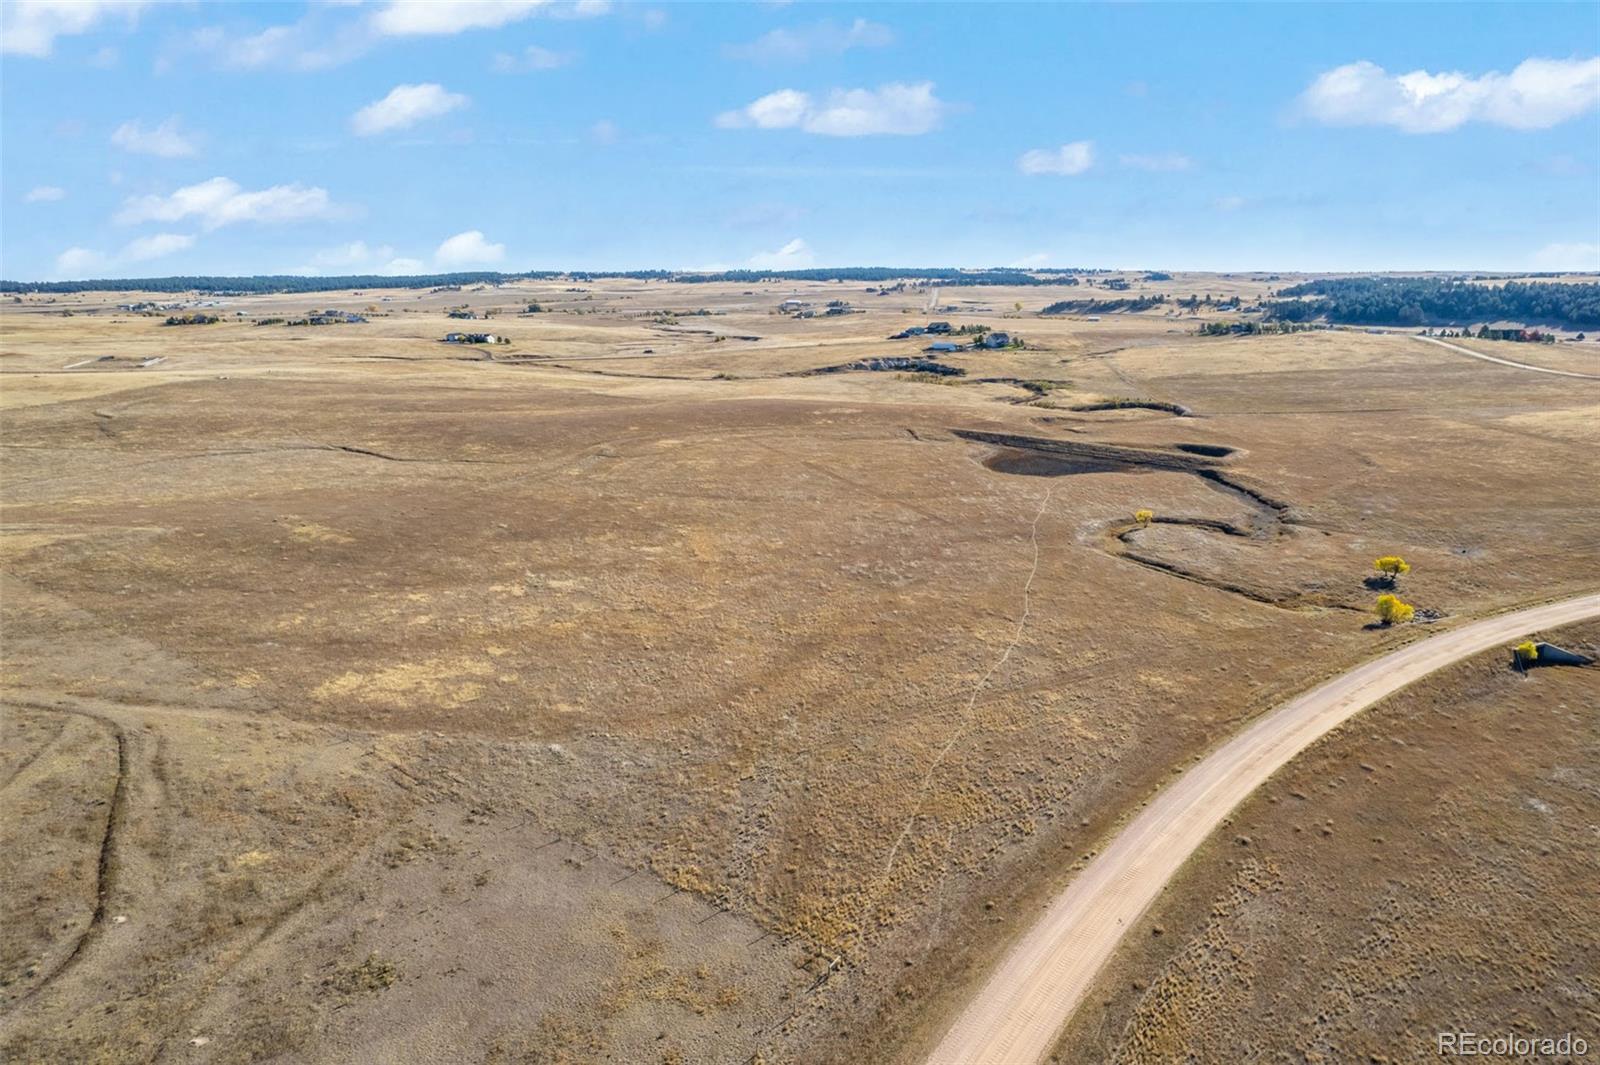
[805,485,1055,991]
[1418,336,1600,380]
[881,483,1054,879]
[928,591,1600,1065]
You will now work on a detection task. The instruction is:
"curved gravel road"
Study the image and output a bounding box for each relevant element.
[1418,335,1600,380]
[928,592,1600,1065]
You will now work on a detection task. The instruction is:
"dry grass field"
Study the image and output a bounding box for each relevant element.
[2,275,1597,1064]
[1056,621,1600,1064]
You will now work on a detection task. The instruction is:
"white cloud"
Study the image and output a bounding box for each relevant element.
[111,117,198,158]
[54,247,108,277]
[1119,152,1192,172]
[435,230,506,267]
[805,83,945,136]
[116,177,341,229]
[716,82,945,137]
[554,0,611,19]
[725,18,894,63]
[717,88,811,130]
[185,1,604,72]
[1009,252,1052,268]
[1531,242,1600,271]
[51,231,194,278]
[590,119,619,145]
[492,44,572,72]
[1299,56,1600,133]
[1212,195,1247,212]
[351,83,469,135]
[294,241,433,275]
[88,45,117,67]
[1,0,148,58]
[121,232,195,262]
[749,237,815,270]
[198,16,372,72]
[311,240,397,269]
[1018,141,1095,176]
[25,185,66,203]
[371,1,549,35]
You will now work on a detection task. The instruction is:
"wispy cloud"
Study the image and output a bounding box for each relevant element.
[716,82,946,136]
[53,230,194,278]
[1298,56,1600,132]
[1018,142,1095,176]
[492,44,573,72]
[1119,152,1192,172]
[1531,241,1600,271]
[351,83,469,136]
[54,247,108,277]
[193,15,372,72]
[111,117,198,157]
[184,1,606,72]
[295,240,425,275]
[116,177,343,229]
[122,232,195,262]
[749,237,814,269]
[25,185,67,203]
[369,0,604,36]
[1,0,148,58]
[725,18,893,63]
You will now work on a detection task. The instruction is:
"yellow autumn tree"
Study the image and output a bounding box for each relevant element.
[1134,509,1155,527]
[1374,593,1415,625]
[1373,556,1410,585]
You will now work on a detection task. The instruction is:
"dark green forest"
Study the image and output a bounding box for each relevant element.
[1264,277,1600,329]
[1041,295,1167,314]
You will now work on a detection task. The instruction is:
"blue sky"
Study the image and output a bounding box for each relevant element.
[3,1,1598,279]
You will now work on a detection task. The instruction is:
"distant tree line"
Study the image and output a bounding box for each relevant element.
[1042,295,1168,315]
[2,266,1111,296]
[668,267,1098,286]
[7,272,518,295]
[1198,320,1320,336]
[1264,277,1600,329]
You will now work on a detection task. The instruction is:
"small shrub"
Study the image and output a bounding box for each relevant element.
[1134,509,1154,526]
[1373,556,1411,585]
[1513,640,1539,664]
[1374,593,1415,625]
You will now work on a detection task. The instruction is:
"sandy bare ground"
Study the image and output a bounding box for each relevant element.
[927,591,1600,1065]
[1417,336,1600,380]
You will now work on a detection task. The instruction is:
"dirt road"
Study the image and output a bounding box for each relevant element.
[927,592,1600,1065]
[1418,335,1600,379]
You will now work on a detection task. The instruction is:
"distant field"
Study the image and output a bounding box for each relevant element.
[3,276,1597,1063]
